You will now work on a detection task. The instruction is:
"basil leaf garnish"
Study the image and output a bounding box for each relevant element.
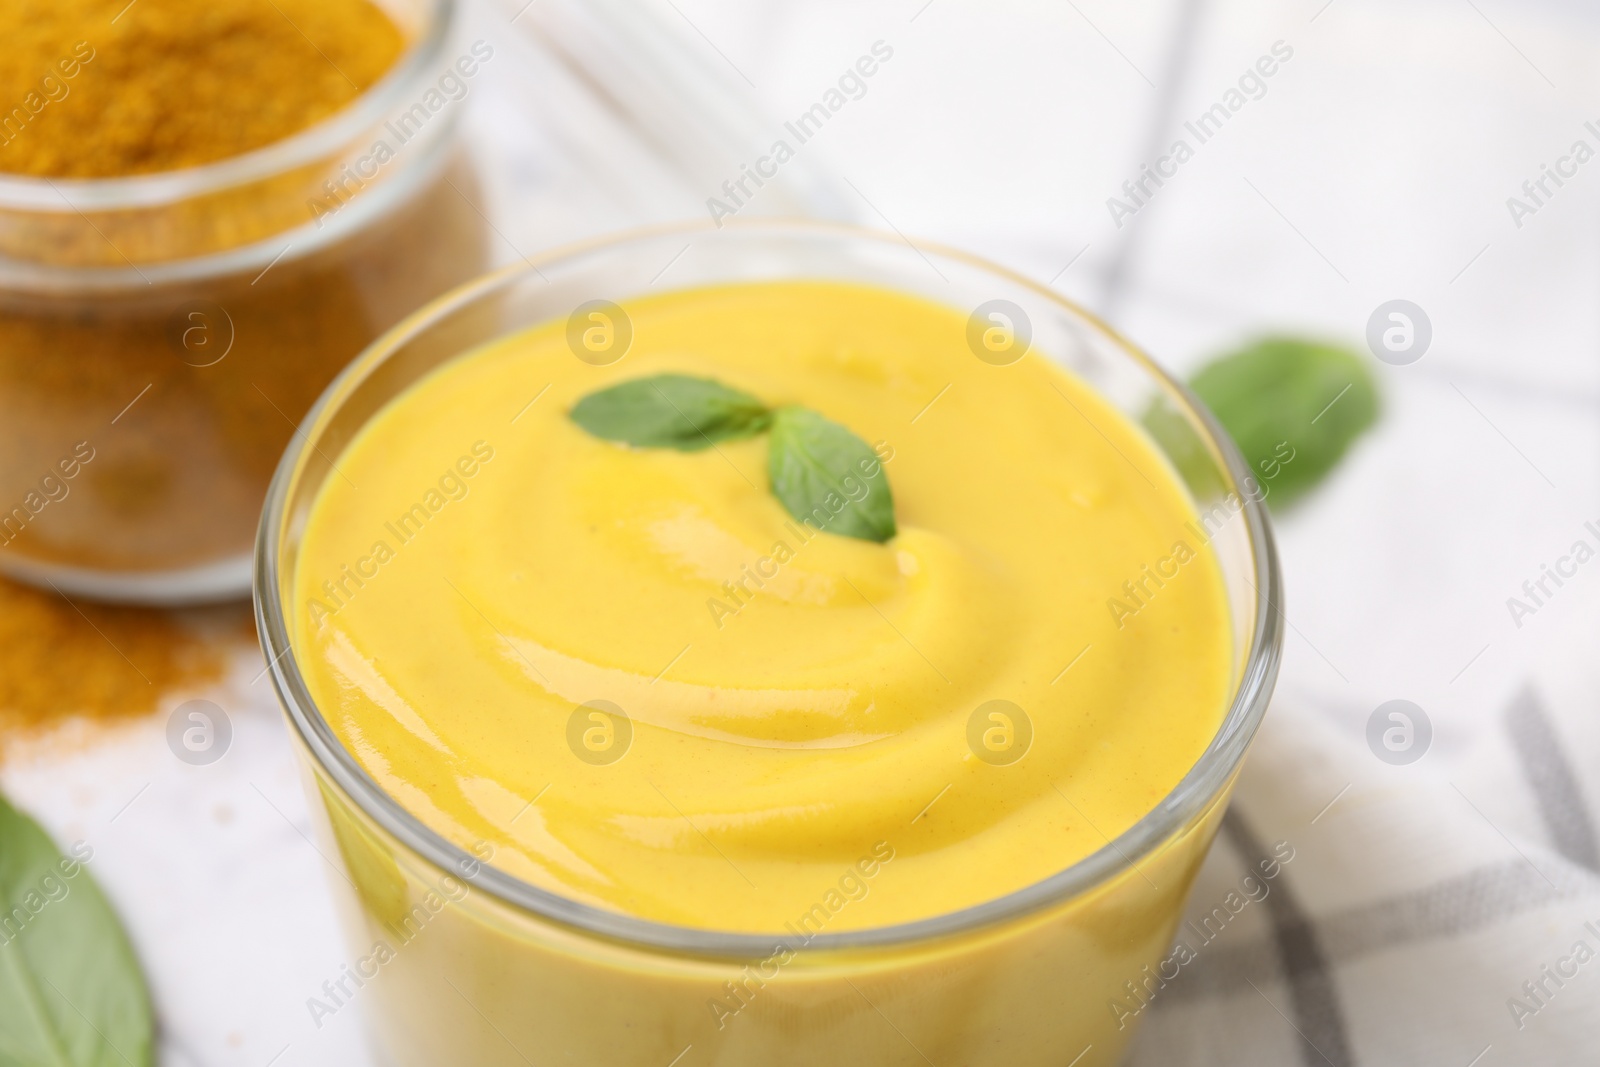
[569,374,772,451]
[768,406,896,543]
[1191,337,1379,506]
[0,791,153,1067]
[570,375,898,542]
[1146,336,1380,508]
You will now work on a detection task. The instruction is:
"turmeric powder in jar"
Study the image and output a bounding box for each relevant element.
[0,0,489,601]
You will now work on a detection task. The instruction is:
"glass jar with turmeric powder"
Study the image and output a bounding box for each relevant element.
[0,0,489,602]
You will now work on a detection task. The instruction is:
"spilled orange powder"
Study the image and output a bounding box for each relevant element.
[0,574,238,756]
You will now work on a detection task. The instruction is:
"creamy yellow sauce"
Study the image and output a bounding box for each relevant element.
[291,281,1232,933]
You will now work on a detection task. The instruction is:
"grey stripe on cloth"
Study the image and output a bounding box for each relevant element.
[1161,856,1600,1006]
[1505,684,1600,872]
[1098,0,1208,314]
[1222,808,1355,1067]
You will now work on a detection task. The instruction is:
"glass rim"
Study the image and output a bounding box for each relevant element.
[254,218,1285,959]
[0,0,456,212]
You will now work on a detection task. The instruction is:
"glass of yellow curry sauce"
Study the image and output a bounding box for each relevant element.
[256,222,1283,1066]
[0,0,488,603]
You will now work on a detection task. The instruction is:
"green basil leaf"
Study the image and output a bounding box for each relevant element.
[569,374,771,451]
[0,791,152,1067]
[768,406,895,543]
[1147,336,1380,508]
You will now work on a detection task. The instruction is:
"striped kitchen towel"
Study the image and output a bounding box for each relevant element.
[1126,619,1600,1067]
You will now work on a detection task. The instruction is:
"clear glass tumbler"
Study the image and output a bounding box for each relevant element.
[257,221,1283,1066]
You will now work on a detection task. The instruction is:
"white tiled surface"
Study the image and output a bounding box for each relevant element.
[3,1,1597,1064]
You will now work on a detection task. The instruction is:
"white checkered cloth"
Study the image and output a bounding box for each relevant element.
[1126,616,1600,1067]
